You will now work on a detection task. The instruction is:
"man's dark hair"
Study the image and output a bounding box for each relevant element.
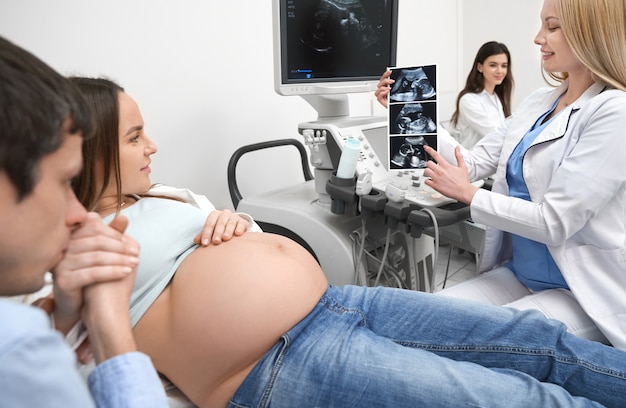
[0,36,94,200]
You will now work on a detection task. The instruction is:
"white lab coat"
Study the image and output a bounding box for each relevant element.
[454,90,506,149]
[439,81,626,348]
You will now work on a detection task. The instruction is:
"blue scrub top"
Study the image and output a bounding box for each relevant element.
[504,98,569,291]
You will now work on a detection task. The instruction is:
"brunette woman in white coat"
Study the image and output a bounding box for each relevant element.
[417,0,626,349]
[450,41,514,149]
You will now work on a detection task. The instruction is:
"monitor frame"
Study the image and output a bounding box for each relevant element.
[272,0,399,118]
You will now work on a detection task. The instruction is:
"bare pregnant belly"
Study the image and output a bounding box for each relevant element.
[133,232,329,407]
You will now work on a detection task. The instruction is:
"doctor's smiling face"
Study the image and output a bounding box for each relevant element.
[534,0,584,76]
[116,92,157,195]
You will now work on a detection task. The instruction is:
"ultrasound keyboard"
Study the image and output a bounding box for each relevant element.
[373,169,456,208]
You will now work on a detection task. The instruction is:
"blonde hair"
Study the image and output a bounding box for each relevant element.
[553,0,626,91]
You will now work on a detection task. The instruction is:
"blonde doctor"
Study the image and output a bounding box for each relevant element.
[422,0,626,349]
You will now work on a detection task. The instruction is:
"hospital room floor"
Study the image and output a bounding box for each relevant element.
[432,244,479,292]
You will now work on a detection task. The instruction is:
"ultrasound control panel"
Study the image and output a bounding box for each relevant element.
[378,170,456,207]
[299,116,462,208]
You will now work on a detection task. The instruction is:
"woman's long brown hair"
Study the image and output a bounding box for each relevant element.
[451,41,514,127]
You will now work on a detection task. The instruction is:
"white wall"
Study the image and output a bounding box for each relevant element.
[0,0,545,210]
[460,0,545,110]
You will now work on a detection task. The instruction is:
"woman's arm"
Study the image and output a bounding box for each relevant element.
[471,94,626,245]
[436,126,502,183]
[439,91,626,246]
[147,184,261,245]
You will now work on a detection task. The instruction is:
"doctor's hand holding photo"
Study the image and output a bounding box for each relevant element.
[374,68,393,108]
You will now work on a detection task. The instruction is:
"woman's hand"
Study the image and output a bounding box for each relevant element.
[423,145,479,205]
[194,209,249,246]
[76,215,145,365]
[374,69,394,108]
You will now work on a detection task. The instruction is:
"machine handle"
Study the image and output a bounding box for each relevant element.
[227,138,314,209]
[407,202,471,228]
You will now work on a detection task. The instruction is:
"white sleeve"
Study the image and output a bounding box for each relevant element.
[458,93,502,137]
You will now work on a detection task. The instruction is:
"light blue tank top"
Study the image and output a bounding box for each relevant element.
[504,98,569,291]
[103,198,206,326]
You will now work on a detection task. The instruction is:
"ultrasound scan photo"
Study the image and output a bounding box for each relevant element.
[389,102,437,135]
[386,64,438,170]
[389,135,437,170]
[389,66,437,102]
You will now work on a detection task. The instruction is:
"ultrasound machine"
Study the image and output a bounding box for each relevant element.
[229,0,485,292]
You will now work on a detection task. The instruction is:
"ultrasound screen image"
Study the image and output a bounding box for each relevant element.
[283,0,395,82]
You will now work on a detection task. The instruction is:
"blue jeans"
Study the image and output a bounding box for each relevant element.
[228,285,626,407]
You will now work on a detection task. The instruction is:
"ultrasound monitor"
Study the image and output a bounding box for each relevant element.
[272,0,398,118]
